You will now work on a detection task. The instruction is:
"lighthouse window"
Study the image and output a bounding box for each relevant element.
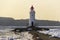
[32,15,33,16]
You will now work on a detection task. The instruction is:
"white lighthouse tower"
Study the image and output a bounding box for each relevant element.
[29,6,35,26]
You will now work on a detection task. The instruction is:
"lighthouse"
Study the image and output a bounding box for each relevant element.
[29,6,35,26]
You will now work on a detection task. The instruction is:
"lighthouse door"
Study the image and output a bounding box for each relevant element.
[31,21,34,26]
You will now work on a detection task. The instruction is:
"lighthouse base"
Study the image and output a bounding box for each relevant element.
[29,21,35,27]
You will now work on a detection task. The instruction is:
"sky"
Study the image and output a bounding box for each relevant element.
[0,0,60,21]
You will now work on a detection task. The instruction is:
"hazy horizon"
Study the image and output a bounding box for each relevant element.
[0,0,60,21]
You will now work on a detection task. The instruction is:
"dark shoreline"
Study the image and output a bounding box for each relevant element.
[29,31,60,40]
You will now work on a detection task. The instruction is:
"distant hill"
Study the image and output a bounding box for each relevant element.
[0,17,60,26]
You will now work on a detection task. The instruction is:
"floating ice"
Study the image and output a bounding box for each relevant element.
[0,30,33,40]
[39,29,60,38]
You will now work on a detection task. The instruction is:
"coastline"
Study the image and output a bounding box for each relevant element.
[29,31,60,40]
